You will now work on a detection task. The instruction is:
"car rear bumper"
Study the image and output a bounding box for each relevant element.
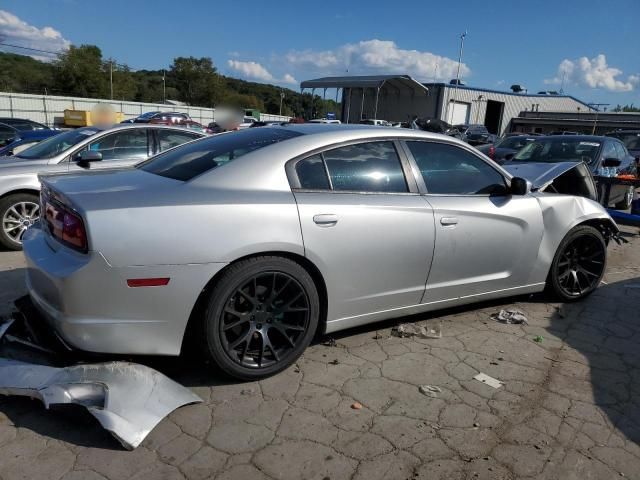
[22,227,226,355]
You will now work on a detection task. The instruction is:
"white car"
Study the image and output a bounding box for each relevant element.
[309,119,342,124]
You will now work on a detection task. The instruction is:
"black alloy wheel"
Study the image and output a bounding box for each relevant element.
[201,256,319,380]
[548,225,606,301]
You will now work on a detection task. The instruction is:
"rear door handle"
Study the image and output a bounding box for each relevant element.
[313,214,338,227]
[440,216,458,226]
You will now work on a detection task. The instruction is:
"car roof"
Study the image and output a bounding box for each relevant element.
[534,135,606,141]
[89,123,206,134]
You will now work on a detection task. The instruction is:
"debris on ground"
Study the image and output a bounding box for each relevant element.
[392,323,442,339]
[322,337,337,347]
[533,335,544,343]
[473,422,480,428]
[329,359,340,365]
[372,333,384,340]
[241,388,254,395]
[556,305,568,318]
[351,401,363,410]
[418,385,442,398]
[491,309,528,325]
[473,372,503,389]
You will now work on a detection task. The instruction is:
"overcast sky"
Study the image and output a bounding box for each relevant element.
[1,0,639,107]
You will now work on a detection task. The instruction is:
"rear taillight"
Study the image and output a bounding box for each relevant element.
[488,145,496,159]
[44,199,88,253]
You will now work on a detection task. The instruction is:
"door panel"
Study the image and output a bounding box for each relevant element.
[68,129,151,172]
[295,192,435,321]
[423,195,544,302]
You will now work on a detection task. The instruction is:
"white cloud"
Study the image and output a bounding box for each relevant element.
[227,59,298,86]
[0,10,70,60]
[283,39,469,82]
[545,54,639,92]
[227,60,275,82]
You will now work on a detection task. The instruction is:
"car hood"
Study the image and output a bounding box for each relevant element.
[41,168,182,212]
[502,161,582,190]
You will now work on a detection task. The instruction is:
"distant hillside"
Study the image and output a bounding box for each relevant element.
[0,49,339,118]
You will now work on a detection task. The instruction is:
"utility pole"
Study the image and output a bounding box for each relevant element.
[162,70,166,104]
[110,61,114,100]
[444,31,467,124]
[279,91,285,116]
[588,103,610,135]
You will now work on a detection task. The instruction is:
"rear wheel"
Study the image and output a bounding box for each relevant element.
[0,193,40,251]
[201,256,319,380]
[547,225,606,302]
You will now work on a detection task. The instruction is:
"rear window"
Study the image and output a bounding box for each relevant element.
[139,128,302,181]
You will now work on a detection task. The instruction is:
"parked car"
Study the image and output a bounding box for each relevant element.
[360,119,390,126]
[239,116,257,129]
[0,129,60,157]
[149,118,211,134]
[476,135,539,163]
[0,124,206,250]
[0,117,50,131]
[308,118,341,124]
[455,124,496,145]
[505,135,637,209]
[412,118,463,139]
[605,130,640,160]
[0,121,53,148]
[134,112,191,124]
[22,124,617,380]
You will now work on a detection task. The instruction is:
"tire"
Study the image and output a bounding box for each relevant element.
[0,193,40,251]
[546,225,606,302]
[200,256,320,380]
[613,186,634,210]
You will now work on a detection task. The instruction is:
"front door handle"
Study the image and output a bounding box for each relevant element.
[313,214,338,227]
[440,216,458,226]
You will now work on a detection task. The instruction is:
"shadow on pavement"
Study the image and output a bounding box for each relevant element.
[546,276,640,446]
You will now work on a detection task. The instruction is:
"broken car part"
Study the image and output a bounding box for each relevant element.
[0,358,202,450]
[491,309,529,325]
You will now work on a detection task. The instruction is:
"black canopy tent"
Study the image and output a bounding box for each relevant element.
[300,75,429,122]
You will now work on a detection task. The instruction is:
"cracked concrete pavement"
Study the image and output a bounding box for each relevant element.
[0,228,639,479]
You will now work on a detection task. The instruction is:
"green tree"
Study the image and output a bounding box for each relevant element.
[169,57,223,107]
[54,45,108,98]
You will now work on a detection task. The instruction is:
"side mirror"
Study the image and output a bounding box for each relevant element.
[602,157,621,168]
[510,177,530,195]
[76,150,103,166]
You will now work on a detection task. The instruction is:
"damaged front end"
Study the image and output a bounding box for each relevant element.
[0,299,201,450]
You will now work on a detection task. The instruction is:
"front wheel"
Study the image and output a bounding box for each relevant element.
[0,193,40,251]
[547,225,606,302]
[613,186,634,210]
[201,256,320,380]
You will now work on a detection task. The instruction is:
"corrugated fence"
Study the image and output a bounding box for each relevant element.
[0,92,290,126]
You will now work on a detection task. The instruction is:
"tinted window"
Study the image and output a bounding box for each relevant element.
[140,127,302,181]
[613,141,627,159]
[407,141,507,195]
[320,142,408,193]
[601,141,618,160]
[497,136,536,150]
[15,128,99,159]
[87,129,149,160]
[296,154,330,190]
[157,129,201,151]
[0,125,16,147]
[514,138,601,164]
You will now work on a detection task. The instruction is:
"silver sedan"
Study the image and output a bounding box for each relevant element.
[0,124,205,250]
[22,124,617,380]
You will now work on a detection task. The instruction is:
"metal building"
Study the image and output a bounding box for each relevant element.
[300,75,593,135]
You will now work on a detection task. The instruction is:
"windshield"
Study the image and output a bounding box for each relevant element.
[496,136,536,150]
[15,128,99,160]
[139,127,302,181]
[607,132,640,151]
[513,138,601,164]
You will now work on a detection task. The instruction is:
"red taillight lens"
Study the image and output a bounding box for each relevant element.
[44,200,87,252]
[488,145,496,159]
[62,211,87,251]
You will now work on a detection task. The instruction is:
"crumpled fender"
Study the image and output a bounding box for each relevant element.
[528,193,618,282]
[0,342,201,449]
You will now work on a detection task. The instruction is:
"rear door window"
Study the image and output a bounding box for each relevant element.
[295,154,330,190]
[157,129,202,151]
[322,141,408,193]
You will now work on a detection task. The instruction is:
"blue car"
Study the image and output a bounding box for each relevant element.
[0,128,60,157]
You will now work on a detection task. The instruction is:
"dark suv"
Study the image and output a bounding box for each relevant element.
[606,130,640,160]
[456,124,496,146]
